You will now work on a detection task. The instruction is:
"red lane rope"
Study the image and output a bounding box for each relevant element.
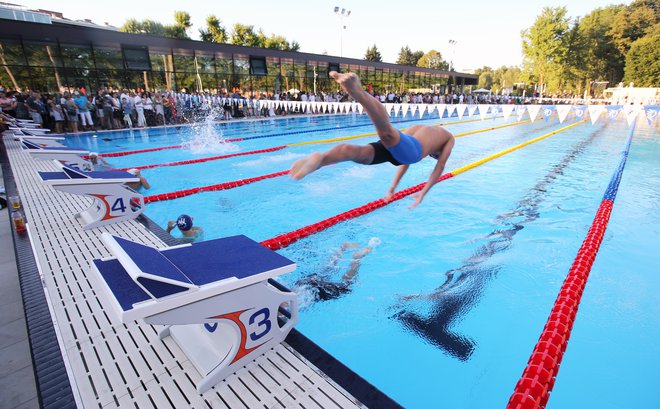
[117,145,286,171]
[98,137,244,158]
[507,123,635,409]
[144,170,289,203]
[259,174,453,250]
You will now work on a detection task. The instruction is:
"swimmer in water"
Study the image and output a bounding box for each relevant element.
[166,214,204,242]
[290,71,454,209]
[126,168,150,191]
[296,238,380,301]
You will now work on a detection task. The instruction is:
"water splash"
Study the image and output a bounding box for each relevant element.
[181,108,240,154]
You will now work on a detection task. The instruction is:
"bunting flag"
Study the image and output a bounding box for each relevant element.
[456,104,467,120]
[468,104,478,117]
[478,104,490,120]
[556,105,572,123]
[527,105,542,123]
[491,105,499,120]
[606,105,622,122]
[542,105,556,122]
[394,104,402,116]
[411,104,419,118]
[400,103,409,117]
[572,105,587,121]
[447,104,457,118]
[516,106,527,121]
[436,104,447,118]
[588,105,605,124]
[624,105,642,126]
[501,104,515,121]
[357,103,364,115]
[332,103,340,113]
[426,105,436,116]
[644,105,659,125]
[385,103,394,116]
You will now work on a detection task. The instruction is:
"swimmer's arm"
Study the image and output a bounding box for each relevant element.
[385,165,409,200]
[410,137,455,209]
[166,221,175,233]
[140,176,151,190]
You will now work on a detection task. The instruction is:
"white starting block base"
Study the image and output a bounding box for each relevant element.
[93,234,298,393]
[39,165,144,229]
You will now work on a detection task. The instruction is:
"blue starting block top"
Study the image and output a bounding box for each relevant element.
[22,139,84,151]
[95,235,295,313]
[39,166,135,181]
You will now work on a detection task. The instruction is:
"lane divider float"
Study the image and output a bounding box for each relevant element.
[143,119,532,203]
[507,122,635,409]
[100,116,495,158]
[259,120,586,250]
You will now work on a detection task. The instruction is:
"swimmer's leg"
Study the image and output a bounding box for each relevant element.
[341,247,371,282]
[290,144,374,180]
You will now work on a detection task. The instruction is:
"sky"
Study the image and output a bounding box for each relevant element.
[19,0,631,71]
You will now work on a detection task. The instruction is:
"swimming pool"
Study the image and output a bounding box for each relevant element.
[64,110,660,408]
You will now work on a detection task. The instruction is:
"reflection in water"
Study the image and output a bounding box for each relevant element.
[392,125,603,361]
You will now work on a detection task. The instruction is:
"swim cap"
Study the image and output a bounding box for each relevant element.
[368,237,381,249]
[176,214,193,231]
[127,168,138,175]
[89,152,98,157]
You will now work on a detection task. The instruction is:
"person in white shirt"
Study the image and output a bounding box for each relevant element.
[133,92,146,127]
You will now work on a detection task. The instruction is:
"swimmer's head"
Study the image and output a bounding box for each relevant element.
[368,237,381,249]
[127,168,139,176]
[176,214,193,231]
[89,152,98,158]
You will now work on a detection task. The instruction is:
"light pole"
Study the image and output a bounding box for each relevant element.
[448,39,457,71]
[334,6,351,59]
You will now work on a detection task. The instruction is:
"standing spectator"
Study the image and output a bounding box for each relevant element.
[133,92,146,127]
[153,92,164,125]
[101,92,114,130]
[121,97,133,128]
[74,92,93,130]
[64,95,79,133]
[49,100,65,133]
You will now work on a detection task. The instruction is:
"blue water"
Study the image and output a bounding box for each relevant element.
[65,112,660,408]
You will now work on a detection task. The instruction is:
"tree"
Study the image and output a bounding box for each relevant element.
[578,6,625,89]
[609,0,659,55]
[397,46,423,66]
[364,44,382,62]
[521,6,571,94]
[120,12,189,39]
[624,30,660,86]
[199,15,228,43]
[230,23,263,47]
[263,34,299,51]
[417,50,449,70]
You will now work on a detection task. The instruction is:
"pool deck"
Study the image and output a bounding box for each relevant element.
[0,130,396,408]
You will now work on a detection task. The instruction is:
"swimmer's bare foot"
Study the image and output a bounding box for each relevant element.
[290,152,324,180]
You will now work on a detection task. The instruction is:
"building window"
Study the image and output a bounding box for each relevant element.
[250,57,267,76]
[122,46,150,70]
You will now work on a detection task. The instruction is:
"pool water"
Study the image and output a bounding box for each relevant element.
[65,111,660,408]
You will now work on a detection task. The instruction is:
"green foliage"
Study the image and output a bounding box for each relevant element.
[199,15,227,43]
[396,46,423,66]
[521,6,570,91]
[578,5,625,86]
[364,44,382,62]
[119,11,189,39]
[230,23,262,47]
[416,50,448,70]
[624,31,660,86]
[609,0,659,55]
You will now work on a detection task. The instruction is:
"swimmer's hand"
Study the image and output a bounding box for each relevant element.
[383,187,396,203]
[409,192,424,209]
[166,220,175,233]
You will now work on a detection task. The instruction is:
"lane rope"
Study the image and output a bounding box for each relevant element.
[507,122,636,409]
[122,118,526,172]
[99,116,494,158]
[259,120,586,250]
[143,119,531,203]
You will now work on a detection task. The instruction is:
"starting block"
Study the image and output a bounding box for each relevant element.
[92,233,298,393]
[38,164,144,229]
[23,139,92,170]
[17,134,66,147]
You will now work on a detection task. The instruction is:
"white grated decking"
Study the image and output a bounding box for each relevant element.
[4,133,364,409]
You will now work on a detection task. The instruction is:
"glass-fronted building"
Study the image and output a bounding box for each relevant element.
[0,17,477,96]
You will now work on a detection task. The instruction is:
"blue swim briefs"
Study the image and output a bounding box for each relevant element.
[384,131,423,165]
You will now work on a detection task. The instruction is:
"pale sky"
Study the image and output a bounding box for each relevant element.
[19,0,630,71]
